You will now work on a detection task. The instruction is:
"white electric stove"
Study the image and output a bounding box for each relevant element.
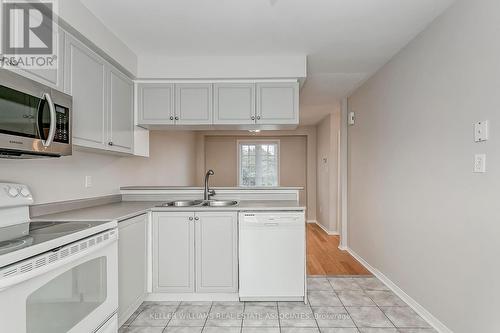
[0,183,119,333]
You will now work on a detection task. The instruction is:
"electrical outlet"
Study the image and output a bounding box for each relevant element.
[474,121,489,142]
[474,154,486,173]
[85,176,92,188]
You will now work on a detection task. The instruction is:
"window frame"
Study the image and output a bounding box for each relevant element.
[237,139,280,187]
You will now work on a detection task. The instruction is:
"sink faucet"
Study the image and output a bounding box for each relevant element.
[204,170,215,200]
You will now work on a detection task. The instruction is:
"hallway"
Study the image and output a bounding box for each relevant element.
[307,223,371,276]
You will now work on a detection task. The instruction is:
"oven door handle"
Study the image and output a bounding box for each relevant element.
[41,92,56,147]
[0,237,116,291]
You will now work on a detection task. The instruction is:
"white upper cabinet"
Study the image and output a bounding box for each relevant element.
[65,33,136,154]
[213,83,255,124]
[137,81,299,128]
[64,33,107,150]
[7,25,65,92]
[175,83,212,125]
[256,82,299,125]
[137,80,299,129]
[108,68,134,153]
[137,83,175,125]
[7,21,146,155]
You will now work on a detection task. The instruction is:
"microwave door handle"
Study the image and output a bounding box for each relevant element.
[41,93,56,147]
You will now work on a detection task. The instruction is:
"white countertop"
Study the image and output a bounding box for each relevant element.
[120,186,304,191]
[36,200,305,222]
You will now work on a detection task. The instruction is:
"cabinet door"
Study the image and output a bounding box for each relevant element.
[213,83,255,124]
[8,26,65,91]
[64,33,107,149]
[256,82,299,125]
[108,68,133,153]
[195,212,238,293]
[153,212,195,293]
[118,214,147,325]
[175,83,212,125]
[137,83,175,125]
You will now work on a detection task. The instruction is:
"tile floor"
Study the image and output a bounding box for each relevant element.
[119,277,436,333]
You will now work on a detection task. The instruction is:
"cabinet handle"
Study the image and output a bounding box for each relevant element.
[188,216,193,221]
[194,217,199,221]
[170,116,174,120]
[108,142,113,146]
[251,116,255,120]
[256,116,261,120]
[175,116,179,121]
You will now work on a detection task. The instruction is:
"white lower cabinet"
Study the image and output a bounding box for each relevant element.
[118,214,147,325]
[152,211,238,293]
[153,212,195,293]
[195,212,238,293]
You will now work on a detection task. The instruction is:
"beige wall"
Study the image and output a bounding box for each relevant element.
[204,135,307,205]
[316,112,340,233]
[0,131,198,204]
[204,136,239,186]
[196,127,317,221]
[348,0,500,331]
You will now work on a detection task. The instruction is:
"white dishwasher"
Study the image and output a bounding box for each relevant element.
[239,211,306,301]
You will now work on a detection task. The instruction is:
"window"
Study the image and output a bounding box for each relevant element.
[238,140,279,187]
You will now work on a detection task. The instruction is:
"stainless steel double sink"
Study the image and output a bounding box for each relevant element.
[156,200,239,208]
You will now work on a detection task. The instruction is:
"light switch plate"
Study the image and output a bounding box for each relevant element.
[474,121,489,142]
[474,154,486,173]
[348,112,355,125]
[85,176,92,188]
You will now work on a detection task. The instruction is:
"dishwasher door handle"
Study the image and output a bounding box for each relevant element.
[264,222,279,227]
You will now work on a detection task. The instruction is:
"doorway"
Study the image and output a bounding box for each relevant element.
[308,99,370,276]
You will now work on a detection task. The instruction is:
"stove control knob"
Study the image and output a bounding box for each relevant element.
[7,187,19,197]
[20,188,31,197]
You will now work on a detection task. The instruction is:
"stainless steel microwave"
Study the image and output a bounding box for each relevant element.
[0,69,72,158]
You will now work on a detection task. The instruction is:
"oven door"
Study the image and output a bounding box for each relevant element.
[0,231,118,333]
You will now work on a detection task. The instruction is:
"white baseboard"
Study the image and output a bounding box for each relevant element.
[306,219,317,224]
[314,221,339,236]
[146,293,239,302]
[346,247,452,333]
[118,293,145,327]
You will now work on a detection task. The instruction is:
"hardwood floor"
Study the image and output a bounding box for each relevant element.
[307,223,371,276]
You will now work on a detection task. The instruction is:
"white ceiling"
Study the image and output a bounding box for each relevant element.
[80,0,454,125]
